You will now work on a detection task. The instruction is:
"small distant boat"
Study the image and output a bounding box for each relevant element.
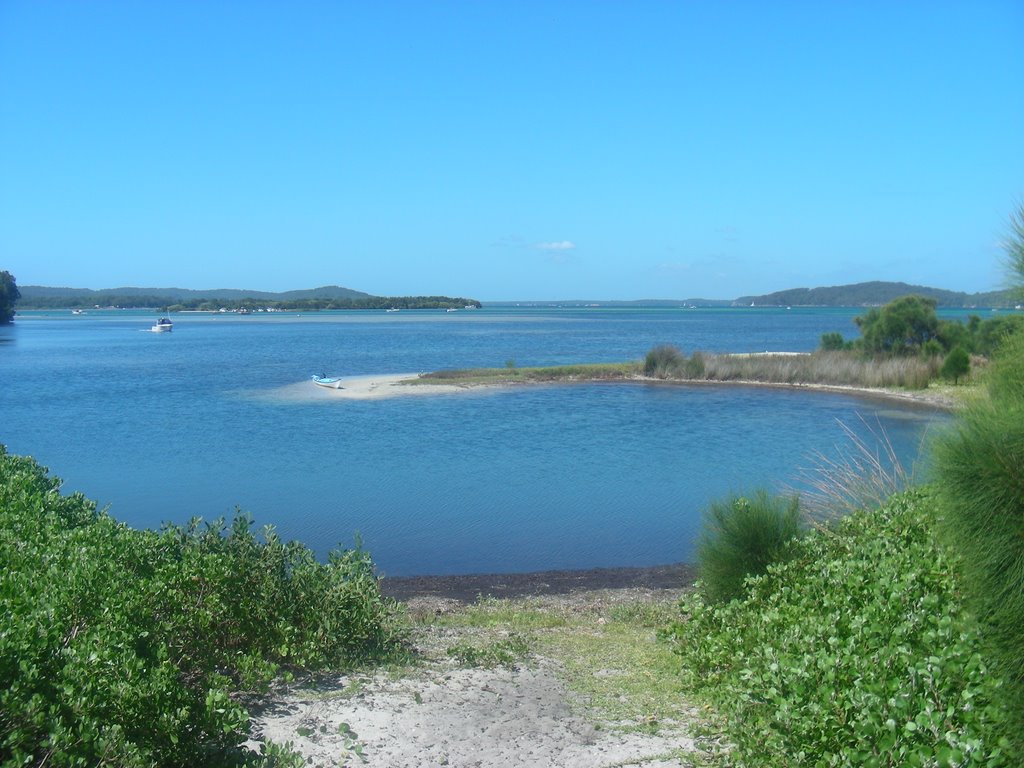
[150,317,173,333]
[71,309,85,315]
[386,307,400,313]
[311,374,344,389]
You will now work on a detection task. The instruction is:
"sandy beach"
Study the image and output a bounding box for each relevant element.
[247,569,709,768]
[308,373,468,400]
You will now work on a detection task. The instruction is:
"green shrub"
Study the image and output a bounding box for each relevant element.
[854,295,940,355]
[937,318,972,354]
[695,490,802,604]
[982,329,1024,403]
[0,447,403,766]
[820,331,847,351]
[643,344,686,378]
[920,338,944,358]
[933,333,1024,733]
[974,314,1024,357]
[940,345,971,384]
[664,491,1012,766]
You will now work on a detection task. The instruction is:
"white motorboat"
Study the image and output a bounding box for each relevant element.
[150,317,173,333]
[311,374,344,389]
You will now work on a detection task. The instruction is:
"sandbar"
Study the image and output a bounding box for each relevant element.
[258,370,955,412]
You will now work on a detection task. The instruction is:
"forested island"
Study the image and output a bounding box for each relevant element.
[15,284,481,311]
[735,280,1015,308]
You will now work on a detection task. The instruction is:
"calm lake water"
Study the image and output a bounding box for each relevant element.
[1,307,947,576]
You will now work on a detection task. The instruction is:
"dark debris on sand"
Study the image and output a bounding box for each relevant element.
[380,563,697,604]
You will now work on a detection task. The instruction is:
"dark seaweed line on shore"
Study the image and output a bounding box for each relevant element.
[379,562,698,603]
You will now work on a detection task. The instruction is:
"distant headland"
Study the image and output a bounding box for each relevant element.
[489,281,1015,309]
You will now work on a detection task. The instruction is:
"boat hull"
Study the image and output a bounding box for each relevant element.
[311,376,344,389]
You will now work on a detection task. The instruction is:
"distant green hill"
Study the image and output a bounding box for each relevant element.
[734,281,1014,308]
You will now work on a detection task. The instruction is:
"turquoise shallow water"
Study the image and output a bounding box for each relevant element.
[1,308,945,576]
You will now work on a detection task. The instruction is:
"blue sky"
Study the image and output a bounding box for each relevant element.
[1,2,1022,301]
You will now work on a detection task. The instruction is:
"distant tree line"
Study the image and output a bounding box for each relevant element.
[19,294,482,311]
[820,294,1024,384]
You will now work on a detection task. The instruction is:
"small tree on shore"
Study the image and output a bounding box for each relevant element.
[0,270,19,324]
[941,345,970,384]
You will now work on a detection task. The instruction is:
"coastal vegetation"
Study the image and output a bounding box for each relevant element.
[0,270,19,323]
[418,349,944,391]
[664,490,1013,766]
[821,293,1024,360]
[663,206,1024,764]
[0,447,403,766]
[933,330,1024,737]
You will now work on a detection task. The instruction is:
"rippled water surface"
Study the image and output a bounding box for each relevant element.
[1,308,946,575]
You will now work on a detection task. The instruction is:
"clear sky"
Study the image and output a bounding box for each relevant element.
[1,1,1022,301]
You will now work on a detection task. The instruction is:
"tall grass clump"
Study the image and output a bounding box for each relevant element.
[643,344,686,378]
[0,447,403,767]
[793,416,913,524]
[665,490,1013,766]
[699,351,938,389]
[933,332,1024,733]
[696,490,802,604]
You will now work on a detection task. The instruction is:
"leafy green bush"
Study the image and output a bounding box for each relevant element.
[0,447,403,766]
[695,490,802,604]
[854,295,940,355]
[973,314,1024,357]
[664,490,1012,766]
[820,331,848,351]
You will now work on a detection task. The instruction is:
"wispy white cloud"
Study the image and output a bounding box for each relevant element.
[535,240,577,251]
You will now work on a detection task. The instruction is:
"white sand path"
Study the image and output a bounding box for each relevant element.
[248,658,696,768]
